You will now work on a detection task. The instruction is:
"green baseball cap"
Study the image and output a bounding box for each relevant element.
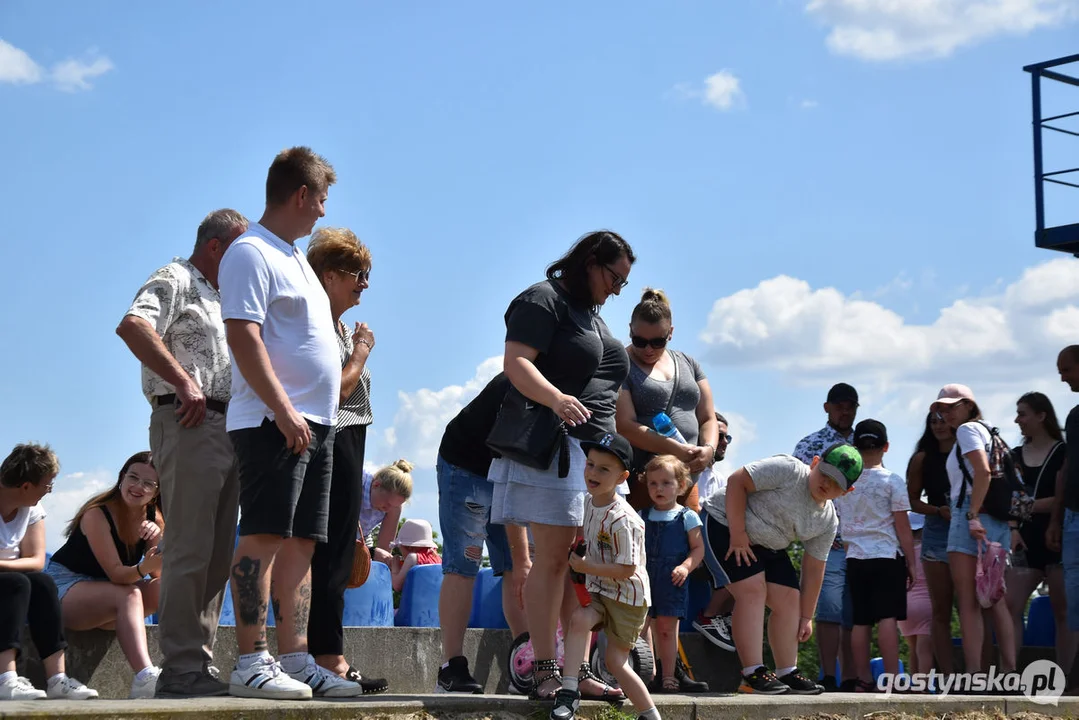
[819,442,863,490]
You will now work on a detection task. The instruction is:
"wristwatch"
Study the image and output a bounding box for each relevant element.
[966,511,979,521]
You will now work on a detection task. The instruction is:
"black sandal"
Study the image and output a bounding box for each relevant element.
[576,663,626,703]
[345,666,389,694]
[529,659,562,701]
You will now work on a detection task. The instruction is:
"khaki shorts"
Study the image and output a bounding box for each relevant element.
[589,593,648,650]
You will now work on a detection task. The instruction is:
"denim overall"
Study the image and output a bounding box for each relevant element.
[644,506,689,618]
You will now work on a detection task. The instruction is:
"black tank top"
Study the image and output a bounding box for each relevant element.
[921,449,950,508]
[52,504,152,579]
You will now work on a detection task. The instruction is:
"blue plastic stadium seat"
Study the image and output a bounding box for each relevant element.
[869,657,904,682]
[343,562,394,627]
[1024,594,1056,647]
[468,567,507,629]
[394,564,443,627]
[682,573,712,625]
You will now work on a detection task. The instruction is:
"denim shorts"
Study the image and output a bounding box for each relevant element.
[816,547,853,628]
[921,514,950,563]
[1062,509,1079,631]
[45,560,96,602]
[437,454,512,578]
[946,499,1010,557]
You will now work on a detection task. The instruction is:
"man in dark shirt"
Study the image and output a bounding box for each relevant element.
[435,374,528,693]
[1049,345,1079,691]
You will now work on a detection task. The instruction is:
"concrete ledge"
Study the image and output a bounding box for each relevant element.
[0,694,1075,719]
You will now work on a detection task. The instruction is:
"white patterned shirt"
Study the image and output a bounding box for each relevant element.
[837,467,910,560]
[584,494,650,607]
[125,257,232,404]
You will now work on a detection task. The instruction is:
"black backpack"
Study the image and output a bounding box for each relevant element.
[955,421,1032,522]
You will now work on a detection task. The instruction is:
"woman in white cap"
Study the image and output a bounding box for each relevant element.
[932,384,1017,676]
[390,519,442,591]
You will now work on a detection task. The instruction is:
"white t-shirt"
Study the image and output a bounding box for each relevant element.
[0,504,45,560]
[218,223,341,430]
[945,422,993,505]
[837,467,910,560]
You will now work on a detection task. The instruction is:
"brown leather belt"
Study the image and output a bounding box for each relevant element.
[155,394,228,415]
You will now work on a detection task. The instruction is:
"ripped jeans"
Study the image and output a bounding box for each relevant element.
[437,454,512,577]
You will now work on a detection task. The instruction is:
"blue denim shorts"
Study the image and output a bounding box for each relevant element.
[946,499,1010,557]
[1062,509,1079,631]
[45,560,96,602]
[437,454,511,578]
[921,513,950,563]
[816,547,853,628]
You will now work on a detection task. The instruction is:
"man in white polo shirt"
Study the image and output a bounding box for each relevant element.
[218,146,362,700]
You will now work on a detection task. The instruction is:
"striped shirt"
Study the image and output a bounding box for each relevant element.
[583,494,650,607]
[336,323,374,428]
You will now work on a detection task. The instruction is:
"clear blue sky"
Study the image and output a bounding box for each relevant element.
[2,1,1078,549]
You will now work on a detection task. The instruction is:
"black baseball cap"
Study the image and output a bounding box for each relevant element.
[580,433,634,473]
[853,419,888,450]
[827,383,859,405]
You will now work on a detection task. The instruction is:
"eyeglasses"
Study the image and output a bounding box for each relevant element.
[341,268,371,284]
[631,335,668,350]
[718,434,733,444]
[603,265,628,291]
[124,474,159,492]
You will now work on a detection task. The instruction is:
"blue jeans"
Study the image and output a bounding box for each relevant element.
[921,513,950,563]
[946,498,1010,557]
[816,547,853,628]
[1062,509,1079,631]
[437,455,511,577]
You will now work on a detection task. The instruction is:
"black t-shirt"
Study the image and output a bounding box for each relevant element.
[1067,405,1079,511]
[504,279,604,440]
[438,374,510,478]
[576,316,629,442]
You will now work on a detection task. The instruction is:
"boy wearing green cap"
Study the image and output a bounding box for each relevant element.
[699,443,862,695]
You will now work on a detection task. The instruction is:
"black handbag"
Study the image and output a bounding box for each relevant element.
[486,386,570,478]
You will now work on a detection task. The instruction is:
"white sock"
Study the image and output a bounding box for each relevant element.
[238,651,272,670]
[279,652,310,673]
[135,666,157,683]
[562,675,579,692]
[46,673,67,687]
[639,707,661,720]
[775,666,796,677]
[0,671,16,684]
[742,665,763,676]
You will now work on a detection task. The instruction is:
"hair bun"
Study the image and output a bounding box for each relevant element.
[393,459,414,474]
[640,287,669,307]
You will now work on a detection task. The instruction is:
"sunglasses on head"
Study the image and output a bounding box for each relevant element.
[631,335,668,350]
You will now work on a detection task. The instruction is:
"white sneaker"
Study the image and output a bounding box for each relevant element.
[287,657,363,698]
[47,675,99,700]
[130,667,161,699]
[0,675,46,700]
[229,656,312,700]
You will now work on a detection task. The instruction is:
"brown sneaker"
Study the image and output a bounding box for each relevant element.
[154,668,229,698]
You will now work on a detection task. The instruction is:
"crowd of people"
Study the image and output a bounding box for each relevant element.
[1,146,1078,720]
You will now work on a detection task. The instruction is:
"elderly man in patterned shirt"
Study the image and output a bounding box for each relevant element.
[116,208,248,698]
[793,382,858,693]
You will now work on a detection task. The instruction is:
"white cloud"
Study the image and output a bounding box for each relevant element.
[375,356,503,470]
[806,0,1079,61]
[0,39,113,91]
[40,470,113,553]
[800,99,819,109]
[670,70,746,112]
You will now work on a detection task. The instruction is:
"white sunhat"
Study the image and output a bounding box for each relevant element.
[391,519,437,549]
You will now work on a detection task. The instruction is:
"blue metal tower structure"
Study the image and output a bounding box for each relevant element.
[1025,53,1079,255]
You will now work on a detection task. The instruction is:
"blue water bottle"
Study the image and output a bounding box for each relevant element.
[652,412,686,444]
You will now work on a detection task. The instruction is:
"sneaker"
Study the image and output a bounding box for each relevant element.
[692,613,735,652]
[675,658,709,693]
[130,667,162,699]
[549,687,580,720]
[229,656,312,700]
[820,674,839,692]
[778,668,824,695]
[154,668,229,698]
[839,678,859,693]
[287,657,363,698]
[0,676,46,700]
[46,676,98,700]
[345,666,388,695]
[437,656,483,694]
[738,666,790,695]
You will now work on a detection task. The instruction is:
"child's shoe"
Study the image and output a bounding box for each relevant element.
[778,667,823,695]
[436,656,482,694]
[692,612,735,651]
[549,687,580,720]
[738,666,790,695]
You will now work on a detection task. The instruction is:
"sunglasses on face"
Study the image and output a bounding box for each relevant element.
[630,335,668,350]
[718,434,733,444]
[341,268,371,284]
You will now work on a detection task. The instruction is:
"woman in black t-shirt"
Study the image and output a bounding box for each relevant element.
[488,230,635,700]
[1006,392,1072,669]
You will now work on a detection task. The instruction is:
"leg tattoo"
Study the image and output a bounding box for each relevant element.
[232,557,266,627]
[295,577,312,637]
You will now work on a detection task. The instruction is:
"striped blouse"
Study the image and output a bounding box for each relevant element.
[336,322,374,428]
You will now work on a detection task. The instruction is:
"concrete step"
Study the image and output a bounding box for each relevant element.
[0,694,1073,719]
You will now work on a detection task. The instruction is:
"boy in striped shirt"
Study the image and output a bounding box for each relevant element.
[553,433,657,720]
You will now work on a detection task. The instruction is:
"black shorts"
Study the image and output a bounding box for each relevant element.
[846,556,907,626]
[705,515,800,590]
[230,418,335,542]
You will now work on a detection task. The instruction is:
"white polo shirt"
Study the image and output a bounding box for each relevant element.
[219,222,340,431]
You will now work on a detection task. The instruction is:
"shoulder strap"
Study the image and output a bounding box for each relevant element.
[955,440,972,509]
[663,350,680,418]
[1031,441,1064,499]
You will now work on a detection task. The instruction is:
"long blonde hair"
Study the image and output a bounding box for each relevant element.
[374,459,414,500]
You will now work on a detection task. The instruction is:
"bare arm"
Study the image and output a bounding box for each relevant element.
[375,506,401,556]
[906,452,940,516]
[695,378,719,454]
[965,448,992,515]
[683,525,705,572]
[503,341,589,425]
[82,509,151,585]
[339,322,373,404]
[799,553,827,621]
[894,510,916,582]
[571,557,636,581]
[615,388,689,461]
[391,553,418,592]
[1047,460,1066,551]
[0,520,46,573]
[116,315,207,428]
